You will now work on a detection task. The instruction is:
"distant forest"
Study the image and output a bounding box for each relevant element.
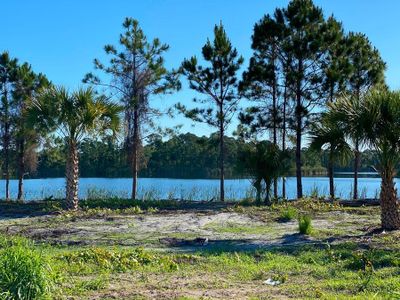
[12,133,378,179]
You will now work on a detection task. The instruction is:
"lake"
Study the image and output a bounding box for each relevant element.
[0,177,386,201]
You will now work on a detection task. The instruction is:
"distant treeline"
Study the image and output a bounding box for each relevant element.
[13,133,377,179]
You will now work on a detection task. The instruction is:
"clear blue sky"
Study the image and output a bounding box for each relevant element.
[1,0,399,137]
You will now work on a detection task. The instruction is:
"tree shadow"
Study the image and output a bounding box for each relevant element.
[0,199,237,219]
[0,200,63,219]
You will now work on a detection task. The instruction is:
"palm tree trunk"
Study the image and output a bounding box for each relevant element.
[17,139,25,201]
[353,139,360,200]
[380,171,400,230]
[264,179,272,206]
[254,178,262,204]
[131,109,139,200]
[219,104,225,202]
[66,140,79,210]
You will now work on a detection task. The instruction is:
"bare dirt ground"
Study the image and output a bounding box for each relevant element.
[0,205,381,251]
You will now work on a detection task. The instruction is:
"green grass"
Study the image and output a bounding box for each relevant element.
[0,232,399,299]
[0,199,398,299]
[299,215,313,235]
[278,206,298,221]
[0,237,55,300]
[204,221,272,234]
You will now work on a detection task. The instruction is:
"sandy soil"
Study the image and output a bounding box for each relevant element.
[0,208,380,251]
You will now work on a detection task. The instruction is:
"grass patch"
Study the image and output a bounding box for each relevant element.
[278,206,298,222]
[0,200,398,299]
[299,215,313,235]
[0,237,56,299]
[205,222,271,234]
[0,233,399,299]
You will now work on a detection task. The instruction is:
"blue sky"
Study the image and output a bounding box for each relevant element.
[1,0,399,137]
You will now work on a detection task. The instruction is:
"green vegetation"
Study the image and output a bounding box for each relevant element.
[298,215,313,235]
[237,141,290,204]
[177,22,243,202]
[279,206,298,222]
[28,86,121,210]
[84,18,180,200]
[31,133,366,179]
[0,200,399,299]
[0,238,54,300]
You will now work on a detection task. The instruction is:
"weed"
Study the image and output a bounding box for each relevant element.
[298,215,312,235]
[0,241,55,299]
[278,207,298,222]
[59,247,155,272]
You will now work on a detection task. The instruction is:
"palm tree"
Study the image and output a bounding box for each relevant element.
[333,90,400,230]
[29,86,121,210]
[328,94,367,200]
[237,141,289,204]
[309,114,352,199]
[360,90,400,230]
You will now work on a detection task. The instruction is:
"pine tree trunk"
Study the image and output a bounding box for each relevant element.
[219,106,225,202]
[328,151,334,199]
[282,80,288,199]
[380,171,400,230]
[17,139,25,201]
[272,44,278,199]
[66,140,79,210]
[353,139,360,200]
[353,87,360,200]
[4,121,10,201]
[295,116,302,199]
[131,109,139,200]
[295,60,303,199]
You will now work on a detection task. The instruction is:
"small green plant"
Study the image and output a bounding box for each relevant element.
[309,185,320,198]
[298,215,312,235]
[77,276,109,292]
[60,247,156,272]
[0,243,54,300]
[279,207,297,222]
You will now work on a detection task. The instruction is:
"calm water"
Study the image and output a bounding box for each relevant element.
[0,177,387,201]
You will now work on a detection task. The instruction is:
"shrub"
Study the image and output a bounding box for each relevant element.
[279,207,298,222]
[0,243,53,300]
[298,215,312,235]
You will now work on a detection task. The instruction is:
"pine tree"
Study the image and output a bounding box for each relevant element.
[84,18,180,200]
[0,52,18,200]
[12,63,49,200]
[239,10,290,199]
[177,23,244,202]
[282,0,330,199]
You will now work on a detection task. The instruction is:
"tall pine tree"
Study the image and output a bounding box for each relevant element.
[84,18,180,200]
[177,23,244,202]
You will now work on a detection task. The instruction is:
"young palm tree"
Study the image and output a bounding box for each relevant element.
[309,114,352,199]
[328,94,367,200]
[332,90,400,230]
[237,141,289,204]
[29,86,121,210]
